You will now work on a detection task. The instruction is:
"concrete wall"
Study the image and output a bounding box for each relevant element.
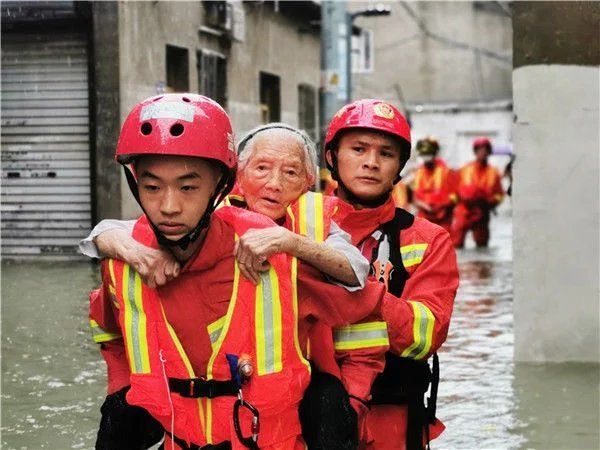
[115,2,321,218]
[348,1,512,106]
[512,2,600,362]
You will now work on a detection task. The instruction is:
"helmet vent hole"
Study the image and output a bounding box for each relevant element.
[140,122,153,135]
[182,96,191,102]
[152,96,163,102]
[170,123,184,136]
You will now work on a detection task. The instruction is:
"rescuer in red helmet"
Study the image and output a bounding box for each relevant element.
[89,94,387,449]
[451,137,505,248]
[314,99,459,449]
[410,137,457,232]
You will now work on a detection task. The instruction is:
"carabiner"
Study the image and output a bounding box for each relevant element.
[233,390,260,449]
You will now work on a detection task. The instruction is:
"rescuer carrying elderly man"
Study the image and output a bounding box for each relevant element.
[315,99,459,449]
[410,137,457,232]
[88,94,390,449]
[451,137,504,248]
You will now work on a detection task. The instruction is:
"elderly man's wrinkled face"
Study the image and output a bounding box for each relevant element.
[238,133,310,220]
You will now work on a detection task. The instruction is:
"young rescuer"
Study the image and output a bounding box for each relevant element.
[90,94,388,450]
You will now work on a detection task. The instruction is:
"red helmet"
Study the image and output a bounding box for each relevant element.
[116,93,236,172]
[473,137,492,151]
[116,94,236,250]
[325,99,411,159]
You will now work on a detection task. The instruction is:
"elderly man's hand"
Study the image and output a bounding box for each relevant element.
[234,226,298,284]
[129,245,180,288]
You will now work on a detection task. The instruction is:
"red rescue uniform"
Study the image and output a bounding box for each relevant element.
[411,159,457,231]
[90,207,388,448]
[314,197,459,449]
[451,161,504,248]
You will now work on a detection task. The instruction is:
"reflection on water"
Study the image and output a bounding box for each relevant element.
[1,210,598,449]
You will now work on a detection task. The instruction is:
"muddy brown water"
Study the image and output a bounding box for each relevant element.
[2,211,598,449]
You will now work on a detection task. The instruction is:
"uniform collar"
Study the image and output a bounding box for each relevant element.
[334,196,396,246]
[134,214,232,274]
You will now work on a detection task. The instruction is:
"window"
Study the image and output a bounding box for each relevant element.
[352,29,374,74]
[298,84,317,141]
[197,49,227,107]
[259,72,280,123]
[166,45,189,92]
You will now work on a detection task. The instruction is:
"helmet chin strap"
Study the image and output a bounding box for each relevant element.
[123,166,233,251]
[328,150,397,209]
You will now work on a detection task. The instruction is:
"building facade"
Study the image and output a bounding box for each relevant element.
[1,1,322,259]
[348,1,513,172]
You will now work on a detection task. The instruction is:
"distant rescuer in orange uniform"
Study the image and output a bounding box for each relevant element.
[451,137,504,248]
[321,99,459,450]
[411,137,457,231]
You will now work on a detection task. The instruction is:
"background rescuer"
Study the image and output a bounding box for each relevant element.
[320,99,459,449]
[90,94,387,449]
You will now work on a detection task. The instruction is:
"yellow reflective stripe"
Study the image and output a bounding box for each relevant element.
[298,194,308,236]
[434,167,443,189]
[333,321,389,351]
[206,235,243,444]
[315,195,324,242]
[296,192,325,242]
[89,319,121,343]
[292,257,311,371]
[207,315,226,350]
[108,259,116,286]
[159,304,207,439]
[401,301,435,360]
[401,243,428,268]
[122,264,150,374]
[206,235,241,380]
[255,266,283,375]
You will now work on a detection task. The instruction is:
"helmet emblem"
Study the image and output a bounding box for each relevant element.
[373,103,395,120]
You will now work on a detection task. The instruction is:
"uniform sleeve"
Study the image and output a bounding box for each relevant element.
[324,220,370,292]
[298,263,386,328]
[89,261,130,394]
[381,230,458,360]
[333,313,388,401]
[79,219,136,259]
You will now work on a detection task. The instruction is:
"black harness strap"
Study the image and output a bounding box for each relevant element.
[168,377,238,399]
[368,208,440,450]
[161,432,232,450]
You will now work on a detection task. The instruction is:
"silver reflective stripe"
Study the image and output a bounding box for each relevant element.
[260,271,276,373]
[304,192,316,240]
[126,265,143,373]
[402,302,433,359]
[209,328,222,345]
[333,328,388,344]
[401,244,428,268]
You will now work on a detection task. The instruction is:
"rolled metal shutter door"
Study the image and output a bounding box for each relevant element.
[1,33,91,260]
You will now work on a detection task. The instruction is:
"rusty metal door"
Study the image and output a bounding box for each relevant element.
[1,33,91,260]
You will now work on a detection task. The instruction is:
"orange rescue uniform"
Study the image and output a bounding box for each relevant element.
[90,204,388,448]
[310,197,458,449]
[451,161,504,248]
[411,158,457,231]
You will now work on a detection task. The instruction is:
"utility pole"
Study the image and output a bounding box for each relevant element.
[320,0,349,148]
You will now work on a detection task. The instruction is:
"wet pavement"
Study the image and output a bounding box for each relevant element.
[1,209,599,449]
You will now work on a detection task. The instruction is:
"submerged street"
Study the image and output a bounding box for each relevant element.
[1,209,598,449]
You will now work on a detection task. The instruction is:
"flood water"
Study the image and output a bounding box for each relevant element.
[2,210,599,449]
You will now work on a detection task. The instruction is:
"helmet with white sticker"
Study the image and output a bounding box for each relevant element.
[115,94,236,250]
